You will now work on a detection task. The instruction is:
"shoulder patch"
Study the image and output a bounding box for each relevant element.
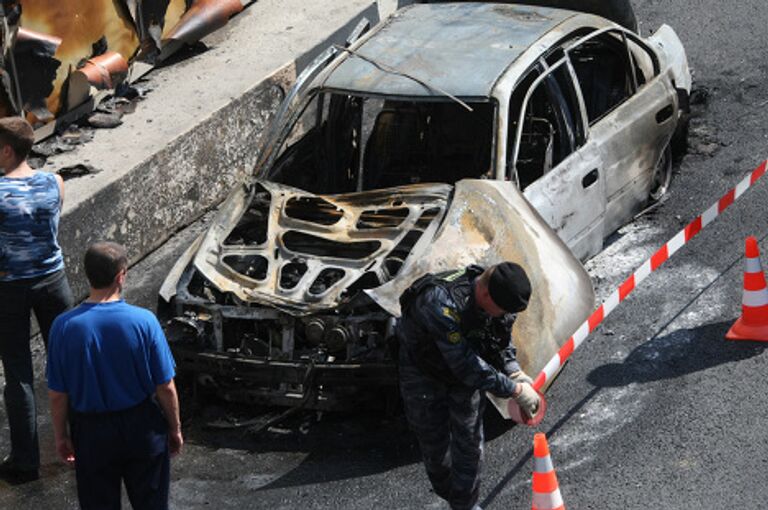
[440,269,466,282]
[442,306,461,323]
[447,331,462,344]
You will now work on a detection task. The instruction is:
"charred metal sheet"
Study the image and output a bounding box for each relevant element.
[121,0,172,58]
[166,179,593,395]
[14,27,62,121]
[0,3,23,116]
[322,3,574,98]
[192,180,452,313]
[57,163,101,180]
[366,179,595,380]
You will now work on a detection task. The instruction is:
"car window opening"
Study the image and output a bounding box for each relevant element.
[268,93,496,194]
[569,31,636,124]
[509,64,584,190]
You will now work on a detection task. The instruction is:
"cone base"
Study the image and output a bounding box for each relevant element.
[726,316,768,341]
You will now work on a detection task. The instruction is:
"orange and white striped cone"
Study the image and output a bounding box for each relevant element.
[531,433,564,510]
[726,236,768,341]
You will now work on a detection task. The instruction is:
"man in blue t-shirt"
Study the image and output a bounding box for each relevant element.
[47,241,182,510]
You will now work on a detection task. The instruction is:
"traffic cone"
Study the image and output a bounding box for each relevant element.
[531,433,565,510]
[726,236,768,341]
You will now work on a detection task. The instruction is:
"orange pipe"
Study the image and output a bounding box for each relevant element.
[78,51,129,89]
[164,0,243,44]
[16,26,63,48]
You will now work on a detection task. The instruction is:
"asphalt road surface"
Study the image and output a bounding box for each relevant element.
[3,1,768,508]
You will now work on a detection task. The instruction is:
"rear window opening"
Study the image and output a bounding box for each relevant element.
[268,93,496,194]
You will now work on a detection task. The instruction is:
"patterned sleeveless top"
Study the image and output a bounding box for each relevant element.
[0,172,64,281]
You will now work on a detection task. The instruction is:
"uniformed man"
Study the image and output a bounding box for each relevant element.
[397,262,540,510]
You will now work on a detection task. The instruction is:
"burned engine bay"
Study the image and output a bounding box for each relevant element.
[161,180,452,409]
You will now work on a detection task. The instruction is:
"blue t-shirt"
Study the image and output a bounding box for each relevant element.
[0,172,64,281]
[47,300,176,413]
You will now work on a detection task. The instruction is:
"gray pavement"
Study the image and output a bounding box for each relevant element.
[3,0,768,508]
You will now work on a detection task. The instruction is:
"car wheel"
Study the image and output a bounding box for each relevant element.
[649,144,672,202]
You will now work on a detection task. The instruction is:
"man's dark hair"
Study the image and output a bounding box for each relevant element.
[0,117,34,160]
[84,242,128,289]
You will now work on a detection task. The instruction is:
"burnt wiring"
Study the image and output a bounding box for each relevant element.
[332,44,473,113]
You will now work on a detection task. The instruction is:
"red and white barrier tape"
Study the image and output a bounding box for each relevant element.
[533,159,768,391]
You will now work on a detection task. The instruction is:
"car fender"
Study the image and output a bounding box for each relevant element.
[159,232,206,303]
[365,179,595,381]
[648,24,692,95]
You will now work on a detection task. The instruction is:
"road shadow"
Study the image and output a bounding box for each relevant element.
[180,394,423,490]
[178,319,764,496]
[481,320,767,507]
[587,320,767,387]
[180,389,517,491]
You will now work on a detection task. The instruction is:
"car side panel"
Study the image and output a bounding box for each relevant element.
[523,140,605,261]
[592,76,677,237]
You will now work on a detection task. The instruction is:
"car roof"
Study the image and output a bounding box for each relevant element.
[321,3,578,98]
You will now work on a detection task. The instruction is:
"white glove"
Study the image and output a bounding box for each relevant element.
[508,370,533,386]
[513,382,540,417]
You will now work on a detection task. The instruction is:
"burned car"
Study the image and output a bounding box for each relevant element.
[159,3,690,410]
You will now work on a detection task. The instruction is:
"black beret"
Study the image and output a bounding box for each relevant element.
[488,262,531,313]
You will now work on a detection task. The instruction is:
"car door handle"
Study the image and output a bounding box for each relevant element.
[656,104,674,124]
[582,169,599,188]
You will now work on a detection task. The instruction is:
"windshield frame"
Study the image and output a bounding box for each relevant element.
[260,87,501,190]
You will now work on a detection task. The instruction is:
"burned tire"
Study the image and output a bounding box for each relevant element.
[405,0,638,32]
[649,144,672,203]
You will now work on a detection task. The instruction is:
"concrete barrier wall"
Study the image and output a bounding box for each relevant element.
[58,67,292,299]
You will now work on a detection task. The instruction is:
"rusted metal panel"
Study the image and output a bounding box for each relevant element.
[18,0,146,116]
[9,0,245,129]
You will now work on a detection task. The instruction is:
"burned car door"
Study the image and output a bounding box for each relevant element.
[510,59,606,261]
[568,29,677,237]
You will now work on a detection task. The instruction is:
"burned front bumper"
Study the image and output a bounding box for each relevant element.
[171,344,397,410]
[159,259,399,411]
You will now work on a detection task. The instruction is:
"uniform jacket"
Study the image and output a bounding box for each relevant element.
[396,265,520,398]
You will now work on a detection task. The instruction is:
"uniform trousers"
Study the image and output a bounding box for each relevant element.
[399,349,485,510]
[70,398,170,510]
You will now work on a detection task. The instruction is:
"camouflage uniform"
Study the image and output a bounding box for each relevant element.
[397,265,520,510]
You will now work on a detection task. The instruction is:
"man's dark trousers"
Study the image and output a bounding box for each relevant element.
[399,349,486,510]
[0,270,73,470]
[71,399,170,510]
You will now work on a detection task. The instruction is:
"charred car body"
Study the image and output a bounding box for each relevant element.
[158,3,691,410]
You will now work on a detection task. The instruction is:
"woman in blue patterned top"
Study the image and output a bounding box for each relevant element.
[0,117,73,483]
